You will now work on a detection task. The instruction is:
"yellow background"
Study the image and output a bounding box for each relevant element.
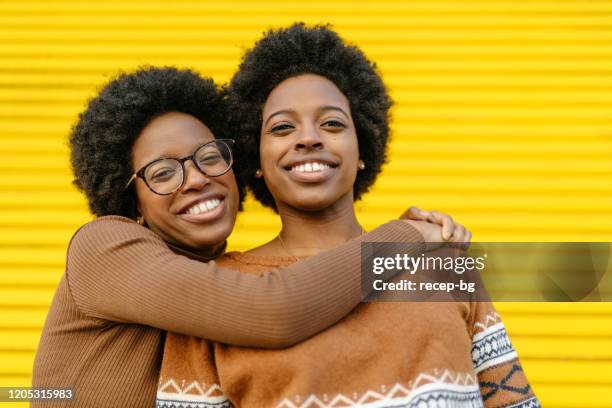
[1,1,612,407]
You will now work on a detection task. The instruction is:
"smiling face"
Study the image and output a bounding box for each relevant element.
[259,74,360,213]
[131,111,239,252]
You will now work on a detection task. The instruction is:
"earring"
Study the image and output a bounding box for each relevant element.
[358,160,365,170]
[136,215,145,226]
[255,169,263,178]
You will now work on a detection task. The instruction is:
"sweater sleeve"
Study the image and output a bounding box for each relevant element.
[66,216,425,348]
[469,302,541,407]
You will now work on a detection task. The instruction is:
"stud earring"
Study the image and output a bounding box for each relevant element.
[358,160,365,170]
[255,169,263,178]
[136,215,145,226]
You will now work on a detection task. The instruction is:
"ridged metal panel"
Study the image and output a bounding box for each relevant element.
[1,1,611,406]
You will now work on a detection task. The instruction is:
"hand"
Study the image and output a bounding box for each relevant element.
[400,206,472,243]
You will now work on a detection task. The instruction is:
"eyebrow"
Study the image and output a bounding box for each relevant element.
[263,105,350,126]
[318,105,350,119]
[264,109,296,127]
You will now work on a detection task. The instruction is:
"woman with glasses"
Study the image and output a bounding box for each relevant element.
[32,66,464,407]
[158,24,539,407]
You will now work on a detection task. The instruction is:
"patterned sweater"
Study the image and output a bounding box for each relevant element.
[158,252,540,408]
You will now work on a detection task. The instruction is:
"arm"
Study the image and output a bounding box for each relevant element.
[66,215,426,348]
[469,302,541,407]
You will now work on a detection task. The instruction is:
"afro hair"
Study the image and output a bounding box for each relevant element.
[70,66,244,219]
[228,23,393,211]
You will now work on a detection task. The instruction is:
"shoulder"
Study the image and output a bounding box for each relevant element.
[66,215,164,264]
[74,215,143,234]
[70,215,159,246]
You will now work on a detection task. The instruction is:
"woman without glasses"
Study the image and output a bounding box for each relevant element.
[158,24,540,408]
[32,67,461,407]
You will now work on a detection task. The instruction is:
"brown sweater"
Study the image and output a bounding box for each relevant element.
[31,216,424,407]
[158,252,540,408]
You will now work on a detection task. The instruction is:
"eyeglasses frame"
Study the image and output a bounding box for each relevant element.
[125,138,235,195]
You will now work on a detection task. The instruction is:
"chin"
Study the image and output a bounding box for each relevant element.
[289,197,337,212]
[184,226,231,250]
[186,236,226,251]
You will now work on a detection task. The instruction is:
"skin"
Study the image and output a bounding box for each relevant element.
[128,93,464,262]
[260,74,360,214]
[130,111,240,257]
[252,74,469,257]
[254,74,362,255]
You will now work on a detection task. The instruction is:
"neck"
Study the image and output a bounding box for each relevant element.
[275,193,363,257]
[168,240,226,262]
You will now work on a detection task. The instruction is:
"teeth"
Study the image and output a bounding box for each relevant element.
[290,162,331,173]
[186,198,221,215]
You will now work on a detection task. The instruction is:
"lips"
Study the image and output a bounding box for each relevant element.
[178,197,226,224]
[283,158,339,183]
[289,161,333,173]
[184,198,222,215]
[284,157,338,171]
[177,194,225,216]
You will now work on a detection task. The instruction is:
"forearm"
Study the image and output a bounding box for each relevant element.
[67,217,425,348]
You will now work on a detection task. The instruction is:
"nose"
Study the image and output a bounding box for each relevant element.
[294,125,323,151]
[179,159,211,192]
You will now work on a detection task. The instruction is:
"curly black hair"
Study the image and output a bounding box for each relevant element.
[228,23,393,211]
[70,66,244,219]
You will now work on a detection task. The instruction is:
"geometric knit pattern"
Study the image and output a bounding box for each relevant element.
[473,312,503,333]
[156,379,232,408]
[471,313,541,408]
[479,364,534,402]
[275,370,483,408]
[471,321,517,373]
[504,396,542,408]
[158,370,484,408]
[156,401,232,408]
[471,313,518,374]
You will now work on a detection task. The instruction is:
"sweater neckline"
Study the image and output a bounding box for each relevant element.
[224,251,305,266]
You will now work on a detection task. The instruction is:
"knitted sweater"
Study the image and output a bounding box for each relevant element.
[31,216,424,407]
[158,252,540,408]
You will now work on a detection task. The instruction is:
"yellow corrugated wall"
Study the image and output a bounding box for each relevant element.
[1,1,611,407]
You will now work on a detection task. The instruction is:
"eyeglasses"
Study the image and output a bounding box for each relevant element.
[126,139,234,195]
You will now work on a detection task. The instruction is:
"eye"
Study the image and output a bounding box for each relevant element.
[270,123,295,134]
[321,120,346,129]
[198,153,222,164]
[150,168,177,182]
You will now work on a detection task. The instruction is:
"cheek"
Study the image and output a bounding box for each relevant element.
[259,149,279,178]
[140,196,171,219]
[339,134,360,184]
[334,132,360,167]
[134,184,155,215]
[136,190,175,238]
[259,135,291,170]
[346,133,360,160]
[224,173,240,209]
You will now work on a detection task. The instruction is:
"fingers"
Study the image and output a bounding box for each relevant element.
[449,224,472,243]
[426,211,454,240]
[450,224,467,242]
[401,207,472,243]
[401,206,430,221]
